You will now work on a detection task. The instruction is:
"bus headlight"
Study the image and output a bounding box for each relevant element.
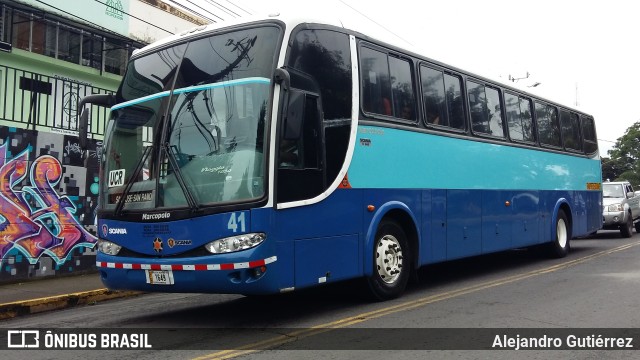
[97,239,122,255]
[607,203,624,212]
[205,233,266,254]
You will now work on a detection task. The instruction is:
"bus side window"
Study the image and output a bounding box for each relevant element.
[581,116,598,154]
[360,46,392,117]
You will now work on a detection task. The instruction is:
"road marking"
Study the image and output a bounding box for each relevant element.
[193,240,640,360]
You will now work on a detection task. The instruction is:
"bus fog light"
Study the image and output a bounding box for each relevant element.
[205,233,266,254]
[97,239,122,255]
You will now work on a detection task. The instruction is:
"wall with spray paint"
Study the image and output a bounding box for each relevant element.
[0,127,101,282]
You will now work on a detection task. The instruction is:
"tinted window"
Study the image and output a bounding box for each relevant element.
[422,67,446,125]
[468,81,504,137]
[389,56,416,120]
[288,29,352,120]
[582,116,598,154]
[486,87,504,137]
[421,66,465,130]
[505,93,534,142]
[360,46,415,121]
[444,73,465,129]
[360,47,392,116]
[536,102,561,147]
[560,110,582,151]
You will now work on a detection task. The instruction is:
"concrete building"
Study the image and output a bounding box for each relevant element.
[0,0,206,282]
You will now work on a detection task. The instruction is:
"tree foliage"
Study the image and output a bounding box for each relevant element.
[606,121,640,186]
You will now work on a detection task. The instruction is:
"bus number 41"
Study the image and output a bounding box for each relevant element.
[228,212,246,233]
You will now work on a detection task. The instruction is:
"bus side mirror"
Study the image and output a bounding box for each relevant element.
[78,108,89,150]
[274,67,291,130]
[77,94,115,150]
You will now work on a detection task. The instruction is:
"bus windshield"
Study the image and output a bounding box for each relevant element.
[101,25,280,211]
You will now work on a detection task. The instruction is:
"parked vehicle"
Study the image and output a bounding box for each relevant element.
[602,181,640,237]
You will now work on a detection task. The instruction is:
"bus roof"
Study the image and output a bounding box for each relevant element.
[132,10,590,116]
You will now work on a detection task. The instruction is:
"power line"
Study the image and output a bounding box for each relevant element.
[94,0,175,35]
[337,0,413,47]
[204,0,241,18]
[219,0,253,15]
[163,0,222,23]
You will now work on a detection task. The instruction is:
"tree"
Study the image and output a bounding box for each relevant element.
[601,157,621,182]
[606,121,640,186]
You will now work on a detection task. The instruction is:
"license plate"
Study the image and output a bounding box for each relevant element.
[145,270,174,285]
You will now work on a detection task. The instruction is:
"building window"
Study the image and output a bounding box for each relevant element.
[2,4,140,74]
[58,24,81,64]
[82,32,102,70]
[11,10,30,51]
[104,40,128,75]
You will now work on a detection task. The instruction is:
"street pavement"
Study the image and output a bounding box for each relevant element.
[0,272,140,320]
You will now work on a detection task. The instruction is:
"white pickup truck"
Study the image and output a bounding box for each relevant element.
[602,181,640,237]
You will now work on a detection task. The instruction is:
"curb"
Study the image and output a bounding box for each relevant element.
[0,289,143,320]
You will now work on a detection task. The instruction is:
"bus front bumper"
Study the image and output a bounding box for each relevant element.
[96,254,281,295]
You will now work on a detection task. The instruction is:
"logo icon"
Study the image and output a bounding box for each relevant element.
[102,224,108,237]
[167,238,175,248]
[153,238,163,253]
[7,330,40,348]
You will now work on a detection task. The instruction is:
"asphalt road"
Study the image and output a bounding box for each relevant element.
[2,230,639,360]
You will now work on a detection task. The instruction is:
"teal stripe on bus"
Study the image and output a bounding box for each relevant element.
[348,125,601,191]
[111,77,271,110]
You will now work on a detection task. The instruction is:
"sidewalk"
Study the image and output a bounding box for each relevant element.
[0,273,141,320]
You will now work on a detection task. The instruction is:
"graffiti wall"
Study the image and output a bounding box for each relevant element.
[0,127,101,283]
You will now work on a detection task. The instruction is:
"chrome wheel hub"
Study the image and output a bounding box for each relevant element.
[375,235,403,284]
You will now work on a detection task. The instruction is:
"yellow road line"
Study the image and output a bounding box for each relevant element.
[193,240,640,360]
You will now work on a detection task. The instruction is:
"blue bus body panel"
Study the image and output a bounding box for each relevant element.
[348,125,601,267]
[98,125,602,295]
[98,208,285,294]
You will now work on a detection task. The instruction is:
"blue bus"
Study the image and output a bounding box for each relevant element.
[79,12,602,300]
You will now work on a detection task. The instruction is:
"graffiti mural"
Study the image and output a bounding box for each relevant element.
[0,127,100,282]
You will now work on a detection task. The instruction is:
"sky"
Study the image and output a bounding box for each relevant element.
[169,0,640,156]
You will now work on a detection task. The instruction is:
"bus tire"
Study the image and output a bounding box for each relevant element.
[621,213,633,238]
[548,210,570,258]
[366,219,411,301]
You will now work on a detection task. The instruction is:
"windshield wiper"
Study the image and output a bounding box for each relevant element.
[164,144,199,212]
[115,146,152,216]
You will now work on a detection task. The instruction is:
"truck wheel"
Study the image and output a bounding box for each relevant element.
[621,213,633,238]
[366,219,411,301]
[547,210,570,258]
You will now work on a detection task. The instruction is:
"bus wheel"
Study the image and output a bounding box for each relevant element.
[366,220,410,301]
[548,210,570,258]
